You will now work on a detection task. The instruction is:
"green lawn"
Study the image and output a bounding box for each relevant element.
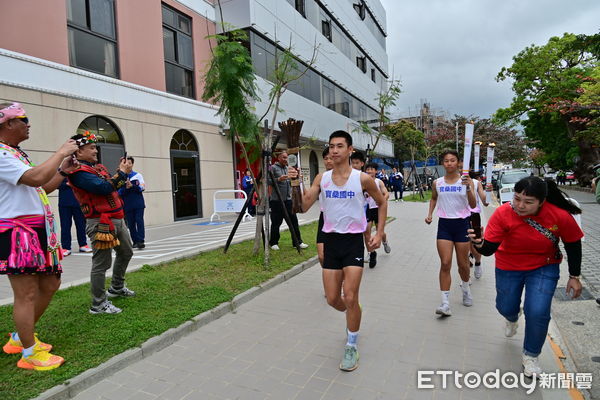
[401,190,433,202]
[0,222,318,400]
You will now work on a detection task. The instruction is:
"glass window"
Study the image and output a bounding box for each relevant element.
[170,130,198,151]
[89,0,115,38]
[371,68,376,83]
[68,28,117,77]
[162,7,175,27]
[321,19,331,41]
[77,116,122,144]
[356,56,366,73]
[177,15,191,34]
[162,4,194,98]
[165,63,194,98]
[353,1,366,20]
[177,33,194,68]
[163,28,176,62]
[67,0,87,27]
[67,0,117,77]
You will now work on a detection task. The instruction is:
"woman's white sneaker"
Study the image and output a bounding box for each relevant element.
[505,319,518,337]
[522,354,542,378]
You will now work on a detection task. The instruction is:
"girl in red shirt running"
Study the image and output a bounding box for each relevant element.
[470,176,583,379]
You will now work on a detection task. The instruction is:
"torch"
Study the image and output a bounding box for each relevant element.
[485,143,496,204]
[278,118,304,213]
[473,141,482,174]
[462,122,475,176]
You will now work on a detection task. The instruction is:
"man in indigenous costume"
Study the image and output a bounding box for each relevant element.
[66,132,135,315]
[0,102,78,370]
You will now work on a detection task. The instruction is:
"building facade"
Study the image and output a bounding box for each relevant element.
[0,0,228,225]
[218,0,393,183]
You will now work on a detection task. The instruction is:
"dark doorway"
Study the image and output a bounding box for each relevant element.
[170,130,201,220]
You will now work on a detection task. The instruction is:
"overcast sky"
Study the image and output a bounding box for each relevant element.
[379,0,600,120]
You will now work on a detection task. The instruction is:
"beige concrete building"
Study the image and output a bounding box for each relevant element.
[0,0,232,225]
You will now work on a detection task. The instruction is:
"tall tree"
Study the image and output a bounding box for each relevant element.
[495,33,600,184]
[356,79,402,159]
[428,116,526,164]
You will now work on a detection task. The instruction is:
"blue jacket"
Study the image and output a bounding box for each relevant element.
[389,173,404,190]
[118,171,146,211]
[58,178,80,207]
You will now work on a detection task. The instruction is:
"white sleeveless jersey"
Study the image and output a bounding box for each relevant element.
[365,178,382,208]
[469,179,481,213]
[320,169,367,233]
[435,176,471,219]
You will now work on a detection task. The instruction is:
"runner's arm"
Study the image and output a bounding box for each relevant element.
[289,170,320,212]
[362,173,386,240]
[425,179,438,224]
[477,181,488,206]
[378,179,390,201]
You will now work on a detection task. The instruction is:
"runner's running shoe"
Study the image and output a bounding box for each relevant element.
[16,343,64,371]
[474,262,482,279]
[339,345,359,371]
[383,241,391,254]
[435,303,452,316]
[3,333,52,354]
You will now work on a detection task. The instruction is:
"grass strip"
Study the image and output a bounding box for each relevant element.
[402,191,432,202]
[0,222,317,400]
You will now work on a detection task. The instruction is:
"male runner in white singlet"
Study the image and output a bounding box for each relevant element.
[290,130,387,372]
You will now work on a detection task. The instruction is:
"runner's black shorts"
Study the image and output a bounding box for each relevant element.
[316,212,326,244]
[436,217,470,243]
[322,232,364,270]
[366,207,379,223]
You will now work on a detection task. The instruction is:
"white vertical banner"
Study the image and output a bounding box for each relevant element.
[462,123,474,176]
[485,144,495,203]
[473,142,481,173]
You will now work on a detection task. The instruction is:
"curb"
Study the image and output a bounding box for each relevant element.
[33,256,319,400]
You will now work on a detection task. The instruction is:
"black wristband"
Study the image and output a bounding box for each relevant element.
[58,168,68,177]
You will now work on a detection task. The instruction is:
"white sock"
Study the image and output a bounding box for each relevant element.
[461,280,471,293]
[441,291,450,305]
[346,330,359,348]
[22,344,35,358]
[11,332,20,342]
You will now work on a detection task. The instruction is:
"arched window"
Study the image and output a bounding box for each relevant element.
[76,116,123,167]
[170,130,198,151]
[77,116,123,144]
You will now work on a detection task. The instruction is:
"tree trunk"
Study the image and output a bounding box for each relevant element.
[565,119,600,186]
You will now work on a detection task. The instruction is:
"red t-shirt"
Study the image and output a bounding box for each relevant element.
[484,202,583,271]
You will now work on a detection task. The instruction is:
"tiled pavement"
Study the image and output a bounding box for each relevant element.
[68,201,573,400]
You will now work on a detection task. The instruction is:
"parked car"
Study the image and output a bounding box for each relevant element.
[497,170,531,203]
[565,171,577,184]
[543,170,558,181]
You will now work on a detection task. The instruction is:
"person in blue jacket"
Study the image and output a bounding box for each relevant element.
[241,169,255,216]
[58,178,92,256]
[118,157,146,249]
[389,167,404,201]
